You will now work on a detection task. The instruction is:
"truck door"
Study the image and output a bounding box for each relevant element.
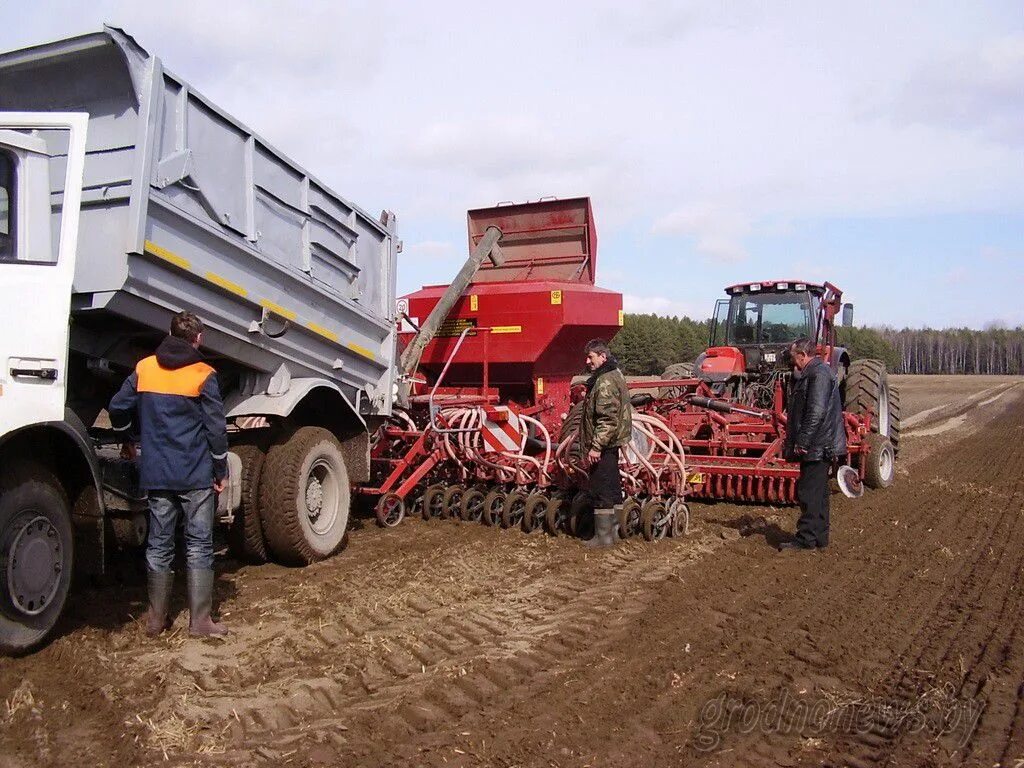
[0,114,87,436]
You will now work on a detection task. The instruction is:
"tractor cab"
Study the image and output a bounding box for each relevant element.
[698,281,850,387]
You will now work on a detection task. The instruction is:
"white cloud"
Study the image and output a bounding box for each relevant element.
[651,204,751,262]
[876,32,1024,145]
[623,294,706,320]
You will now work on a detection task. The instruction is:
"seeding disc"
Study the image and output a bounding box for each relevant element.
[837,465,864,499]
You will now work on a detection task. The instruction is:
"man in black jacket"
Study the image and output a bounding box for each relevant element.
[780,338,847,551]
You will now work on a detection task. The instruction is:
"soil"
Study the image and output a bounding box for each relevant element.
[2,377,1024,767]
[892,374,1024,418]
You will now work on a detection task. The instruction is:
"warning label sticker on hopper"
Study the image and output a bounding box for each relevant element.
[436,318,477,338]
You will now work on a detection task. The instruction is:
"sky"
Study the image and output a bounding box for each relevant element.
[3,1,1022,329]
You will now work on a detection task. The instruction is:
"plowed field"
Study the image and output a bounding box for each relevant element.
[2,377,1023,767]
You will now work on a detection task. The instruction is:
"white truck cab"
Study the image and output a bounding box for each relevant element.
[0,113,90,653]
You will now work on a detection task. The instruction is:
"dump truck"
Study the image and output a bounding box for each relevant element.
[0,27,400,652]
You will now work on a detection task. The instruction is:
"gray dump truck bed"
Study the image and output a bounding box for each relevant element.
[0,26,398,418]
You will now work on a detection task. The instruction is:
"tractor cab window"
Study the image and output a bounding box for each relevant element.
[0,151,13,261]
[727,292,814,345]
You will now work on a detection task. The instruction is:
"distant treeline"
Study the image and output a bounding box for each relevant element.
[878,327,1024,375]
[611,314,1024,376]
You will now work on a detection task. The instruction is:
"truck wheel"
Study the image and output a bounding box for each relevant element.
[0,462,74,655]
[659,362,696,398]
[863,434,896,489]
[260,427,350,565]
[844,359,901,449]
[226,442,268,563]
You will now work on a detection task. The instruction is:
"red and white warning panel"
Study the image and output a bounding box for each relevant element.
[481,406,524,452]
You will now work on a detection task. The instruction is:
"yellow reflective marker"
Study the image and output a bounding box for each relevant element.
[550,290,562,305]
[470,295,479,312]
[144,240,191,271]
[490,325,521,334]
[260,299,297,321]
[307,322,339,342]
[347,341,376,360]
[536,378,544,395]
[205,271,248,297]
[618,309,625,326]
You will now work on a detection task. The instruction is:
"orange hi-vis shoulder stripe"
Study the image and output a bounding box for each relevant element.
[136,356,214,397]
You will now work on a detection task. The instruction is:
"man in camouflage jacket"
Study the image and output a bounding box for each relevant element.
[579,339,632,547]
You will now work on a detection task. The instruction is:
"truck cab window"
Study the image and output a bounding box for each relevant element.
[0,151,12,260]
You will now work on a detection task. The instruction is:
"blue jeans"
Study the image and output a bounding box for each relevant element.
[146,488,215,572]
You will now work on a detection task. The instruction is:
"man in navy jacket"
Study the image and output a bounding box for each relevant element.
[109,311,229,637]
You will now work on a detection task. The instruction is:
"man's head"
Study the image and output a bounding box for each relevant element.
[170,311,204,349]
[584,339,610,372]
[789,338,817,371]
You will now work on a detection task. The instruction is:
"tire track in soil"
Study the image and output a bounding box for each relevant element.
[406,393,1024,768]
[220,543,711,763]
[826,409,1024,767]
[125,525,727,765]
[4,387,1022,767]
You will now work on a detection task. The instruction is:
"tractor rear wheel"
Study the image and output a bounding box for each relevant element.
[863,434,896,489]
[888,384,903,455]
[659,362,696,398]
[844,359,901,452]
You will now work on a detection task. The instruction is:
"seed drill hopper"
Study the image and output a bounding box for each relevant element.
[359,198,690,538]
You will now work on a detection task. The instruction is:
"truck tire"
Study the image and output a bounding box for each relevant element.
[0,461,74,655]
[844,359,901,449]
[659,362,696,398]
[259,427,350,565]
[226,442,268,563]
[863,433,896,489]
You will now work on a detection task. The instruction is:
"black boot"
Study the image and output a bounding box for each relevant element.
[584,508,617,548]
[187,569,228,637]
[145,570,174,637]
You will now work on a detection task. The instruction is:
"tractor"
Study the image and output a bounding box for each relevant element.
[648,280,899,503]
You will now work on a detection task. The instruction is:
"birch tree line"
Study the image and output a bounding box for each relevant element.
[612,314,1024,376]
[877,327,1024,375]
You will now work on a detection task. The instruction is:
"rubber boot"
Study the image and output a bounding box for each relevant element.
[584,508,617,548]
[145,570,174,637]
[187,569,228,637]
